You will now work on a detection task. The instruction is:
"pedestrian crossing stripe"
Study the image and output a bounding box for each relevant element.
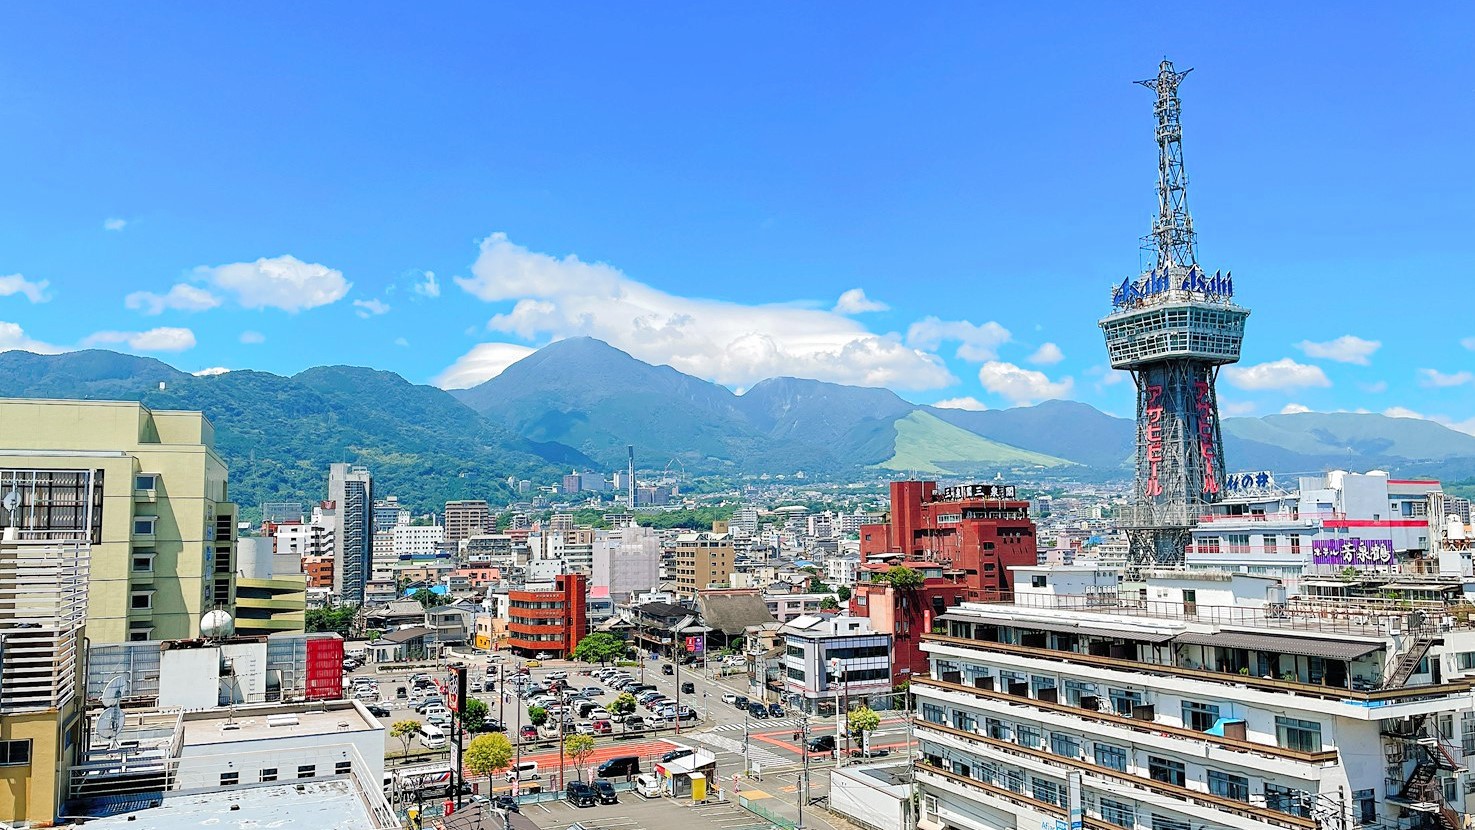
[706,717,806,732]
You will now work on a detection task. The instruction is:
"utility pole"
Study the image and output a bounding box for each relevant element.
[798,712,810,830]
[742,701,751,776]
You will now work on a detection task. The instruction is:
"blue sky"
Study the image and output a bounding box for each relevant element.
[1,5,1471,427]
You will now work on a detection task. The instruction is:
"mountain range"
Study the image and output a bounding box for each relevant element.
[5,338,1475,512]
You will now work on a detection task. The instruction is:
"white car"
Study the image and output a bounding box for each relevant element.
[721,693,738,705]
[575,722,596,735]
[634,774,662,798]
[588,708,611,720]
[546,671,568,681]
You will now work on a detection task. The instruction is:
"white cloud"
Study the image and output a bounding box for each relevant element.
[453,233,954,390]
[932,396,988,411]
[193,255,350,312]
[977,361,1073,405]
[0,274,51,303]
[393,337,410,347]
[832,288,888,314]
[1358,380,1388,394]
[1280,403,1312,414]
[905,317,1011,362]
[103,217,127,231]
[0,321,64,354]
[239,330,265,344]
[1419,368,1474,388]
[435,342,536,389]
[1462,337,1475,351]
[353,298,391,318]
[1384,406,1423,419]
[192,367,231,377]
[413,270,441,299]
[1223,358,1331,391]
[1296,335,1381,365]
[83,327,196,353]
[1027,342,1064,365]
[1220,400,1258,416]
[124,283,221,315]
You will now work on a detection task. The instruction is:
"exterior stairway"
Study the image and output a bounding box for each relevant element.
[1400,756,1462,830]
[1387,637,1437,688]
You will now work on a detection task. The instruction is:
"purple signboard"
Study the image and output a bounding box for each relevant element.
[1311,538,1394,567]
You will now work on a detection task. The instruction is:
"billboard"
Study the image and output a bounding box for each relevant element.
[1312,538,1394,567]
[684,636,704,655]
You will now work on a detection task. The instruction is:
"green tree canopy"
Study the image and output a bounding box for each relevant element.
[848,705,882,751]
[877,565,924,590]
[610,692,637,715]
[836,585,851,601]
[819,596,840,611]
[527,705,548,727]
[306,606,356,635]
[464,733,514,791]
[572,632,625,664]
[808,576,833,593]
[564,733,596,780]
[409,588,439,608]
[458,698,489,732]
[389,719,421,754]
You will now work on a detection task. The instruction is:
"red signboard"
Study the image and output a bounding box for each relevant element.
[1194,380,1219,495]
[304,635,344,701]
[1143,385,1164,497]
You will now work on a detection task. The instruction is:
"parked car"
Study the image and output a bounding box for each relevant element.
[493,794,519,813]
[547,671,568,681]
[519,725,538,741]
[623,716,645,731]
[597,756,641,778]
[592,719,613,735]
[660,747,694,764]
[580,686,603,696]
[768,703,784,717]
[365,703,391,718]
[535,652,553,660]
[575,722,595,735]
[634,773,662,799]
[593,779,619,804]
[472,719,505,733]
[850,747,892,759]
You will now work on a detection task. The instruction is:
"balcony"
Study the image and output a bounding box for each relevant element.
[915,720,1316,830]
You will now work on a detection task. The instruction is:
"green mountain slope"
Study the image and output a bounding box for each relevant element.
[0,351,586,515]
[1223,412,1475,461]
[876,411,1074,474]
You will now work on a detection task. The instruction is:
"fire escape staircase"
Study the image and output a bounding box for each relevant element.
[1399,742,1465,830]
[1387,637,1437,688]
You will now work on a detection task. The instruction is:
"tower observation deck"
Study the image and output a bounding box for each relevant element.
[1100,60,1249,568]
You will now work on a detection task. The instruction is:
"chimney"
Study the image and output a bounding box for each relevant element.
[627,445,636,509]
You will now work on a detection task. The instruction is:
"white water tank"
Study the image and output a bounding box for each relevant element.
[1447,514,1467,542]
[201,609,235,638]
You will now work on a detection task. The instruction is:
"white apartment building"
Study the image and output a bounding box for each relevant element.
[827,553,860,588]
[766,591,832,623]
[391,524,444,558]
[915,567,1475,830]
[593,523,661,602]
[782,615,892,715]
[273,518,334,560]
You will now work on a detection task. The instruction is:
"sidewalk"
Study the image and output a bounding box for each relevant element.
[734,784,841,830]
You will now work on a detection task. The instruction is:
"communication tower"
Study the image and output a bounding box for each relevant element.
[1099,60,1249,568]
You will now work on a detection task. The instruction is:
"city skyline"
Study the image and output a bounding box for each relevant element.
[0,6,1470,426]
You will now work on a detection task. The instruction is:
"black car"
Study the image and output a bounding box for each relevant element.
[748,701,768,719]
[565,781,597,807]
[661,663,675,676]
[366,703,391,718]
[660,748,694,764]
[806,735,836,753]
[493,794,520,813]
[593,779,618,804]
[680,682,695,694]
[473,719,505,733]
[767,703,784,717]
[597,756,641,778]
[732,696,749,710]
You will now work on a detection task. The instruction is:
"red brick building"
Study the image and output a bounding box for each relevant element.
[852,481,1037,684]
[507,573,588,658]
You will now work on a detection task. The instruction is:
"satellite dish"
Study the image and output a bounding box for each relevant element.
[2,490,19,513]
[101,675,129,708]
[96,706,125,744]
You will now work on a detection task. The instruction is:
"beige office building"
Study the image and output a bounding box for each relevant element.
[671,529,734,599]
[0,399,237,643]
[444,499,492,543]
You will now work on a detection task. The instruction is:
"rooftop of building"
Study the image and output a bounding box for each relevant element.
[180,700,381,747]
[81,778,387,830]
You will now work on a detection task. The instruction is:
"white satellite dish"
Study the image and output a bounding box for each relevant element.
[2,490,19,513]
[101,675,128,708]
[96,706,125,744]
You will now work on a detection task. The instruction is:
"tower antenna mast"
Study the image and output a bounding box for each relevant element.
[1136,60,1197,271]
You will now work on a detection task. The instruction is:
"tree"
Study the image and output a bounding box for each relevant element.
[459,698,489,732]
[808,576,833,593]
[564,733,596,780]
[572,632,624,665]
[410,588,439,608]
[306,606,356,635]
[390,720,421,755]
[611,692,637,716]
[878,565,924,590]
[836,585,851,602]
[464,733,514,794]
[527,705,548,728]
[848,705,881,754]
[819,596,840,611]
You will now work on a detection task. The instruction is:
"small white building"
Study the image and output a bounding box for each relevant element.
[781,615,892,715]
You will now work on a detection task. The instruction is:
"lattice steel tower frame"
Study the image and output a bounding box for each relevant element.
[1100,60,1249,568]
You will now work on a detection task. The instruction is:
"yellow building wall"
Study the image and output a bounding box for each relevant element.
[0,709,74,827]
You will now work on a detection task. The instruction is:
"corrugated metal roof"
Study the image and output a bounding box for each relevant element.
[1172,631,1382,661]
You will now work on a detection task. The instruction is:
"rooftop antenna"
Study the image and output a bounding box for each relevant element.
[1134,59,1197,271]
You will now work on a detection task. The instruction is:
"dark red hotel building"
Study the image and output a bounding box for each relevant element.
[507,573,588,658]
[852,481,1038,684]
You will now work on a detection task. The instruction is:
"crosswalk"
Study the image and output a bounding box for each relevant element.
[704,717,807,733]
[688,733,789,769]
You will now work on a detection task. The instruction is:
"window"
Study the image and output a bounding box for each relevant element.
[986,718,1009,741]
[133,516,157,535]
[1181,700,1220,731]
[220,771,239,786]
[1275,716,1322,752]
[297,764,316,779]
[1031,776,1062,807]
[1353,789,1376,825]
[1049,732,1080,758]
[1016,724,1042,749]
[1208,770,1249,801]
[1030,675,1056,696]
[0,740,32,766]
[132,553,155,573]
[135,474,157,490]
[1031,575,1047,588]
[1100,798,1135,829]
[1109,688,1141,716]
[334,761,352,775]
[1094,743,1128,772]
[260,768,278,782]
[921,703,945,724]
[1262,534,1278,552]
[1458,652,1475,671]
[130,591,152,610]
[1062,680,1092,707]
[1265,783,1309,817]
[1147,756,1185,787]
[1150,816,1190,830]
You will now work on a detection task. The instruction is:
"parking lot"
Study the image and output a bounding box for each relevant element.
[526,787,791,830]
